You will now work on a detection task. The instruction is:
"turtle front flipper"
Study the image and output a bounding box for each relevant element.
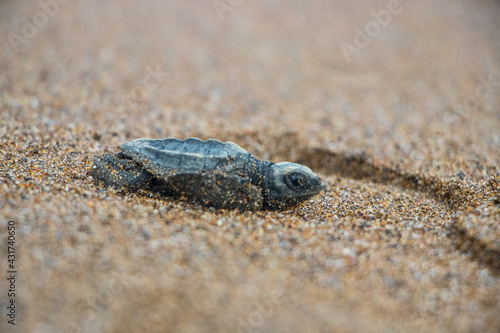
[166,172,263,211]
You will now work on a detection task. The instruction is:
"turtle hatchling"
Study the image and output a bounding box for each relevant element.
[91,137,324,210]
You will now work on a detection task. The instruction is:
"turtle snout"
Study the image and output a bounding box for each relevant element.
[311,176,325,192]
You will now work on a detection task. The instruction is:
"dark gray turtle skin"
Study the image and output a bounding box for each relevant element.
[91,137,324,210]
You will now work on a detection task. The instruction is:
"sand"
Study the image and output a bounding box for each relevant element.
[1,0,499,332]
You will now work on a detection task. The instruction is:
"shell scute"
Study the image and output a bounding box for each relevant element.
[162,138,184,151]
[205,139,226,155]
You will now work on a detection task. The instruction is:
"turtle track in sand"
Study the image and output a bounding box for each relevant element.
[295,146,500,274]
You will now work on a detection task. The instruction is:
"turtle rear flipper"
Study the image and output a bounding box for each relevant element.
[91,153,152,190]
[91,153,173,195]
[167,172,263,210]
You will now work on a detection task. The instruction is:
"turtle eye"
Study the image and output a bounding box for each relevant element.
[285,172,307,191]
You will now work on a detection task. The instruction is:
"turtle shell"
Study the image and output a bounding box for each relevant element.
[91,137,264,210]
[120,137,253,178]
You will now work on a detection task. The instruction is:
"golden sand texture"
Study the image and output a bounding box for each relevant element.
[1,0,499,332]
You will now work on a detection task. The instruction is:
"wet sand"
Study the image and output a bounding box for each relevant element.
[1,1,499,332]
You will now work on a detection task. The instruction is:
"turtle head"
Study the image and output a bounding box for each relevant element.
[265,162,324,207]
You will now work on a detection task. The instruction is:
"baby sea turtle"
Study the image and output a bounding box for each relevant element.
[91,137,324,210]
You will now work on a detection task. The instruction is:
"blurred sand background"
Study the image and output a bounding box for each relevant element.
[1,0,499,332]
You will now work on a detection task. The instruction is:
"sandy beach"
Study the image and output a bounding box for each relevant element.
[1,0,499,332]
